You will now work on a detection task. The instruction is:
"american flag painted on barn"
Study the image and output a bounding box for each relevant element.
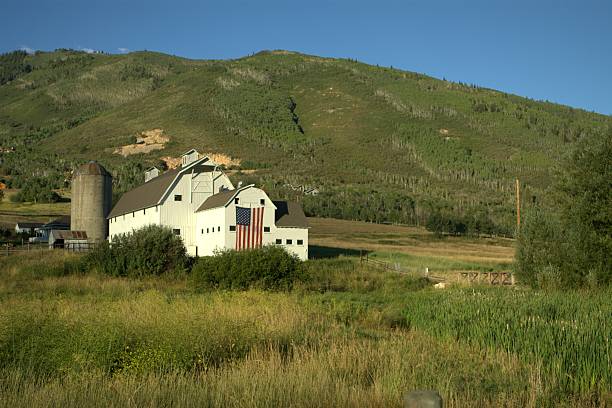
[235,206,264,250]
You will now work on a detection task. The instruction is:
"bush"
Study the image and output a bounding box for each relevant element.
[191,246,305,291]
[84,225,188,277]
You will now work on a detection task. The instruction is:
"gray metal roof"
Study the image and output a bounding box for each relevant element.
[273,201,309,228]
[196,189,238,212]
[74,161,111,177]
[40,216,71,230]
[108,168,179,218]
[108,157,219,218]
[16,222,44,229]
[50,230,88,240]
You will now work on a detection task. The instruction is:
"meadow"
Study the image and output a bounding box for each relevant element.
[0,222,609,407]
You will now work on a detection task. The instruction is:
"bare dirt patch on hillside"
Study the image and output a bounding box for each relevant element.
[160,152,242,169]
[114,129,169,157]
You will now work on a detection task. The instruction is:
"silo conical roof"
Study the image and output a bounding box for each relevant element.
[74,161,111,177]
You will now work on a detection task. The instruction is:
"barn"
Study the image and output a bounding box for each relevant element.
[108,150,309,260]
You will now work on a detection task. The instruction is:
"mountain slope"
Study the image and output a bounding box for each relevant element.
[1,49,610,233]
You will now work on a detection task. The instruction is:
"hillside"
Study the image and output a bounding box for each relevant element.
[1,49,610,233]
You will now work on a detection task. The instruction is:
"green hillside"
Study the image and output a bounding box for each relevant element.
[1,49,610,233]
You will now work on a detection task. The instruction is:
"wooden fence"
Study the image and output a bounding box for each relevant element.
[359,250,514,286]
[1,242,96,256]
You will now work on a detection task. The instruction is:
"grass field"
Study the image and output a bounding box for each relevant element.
[0,223,609,407]
[0,190,70,229]
[309,217,514,278]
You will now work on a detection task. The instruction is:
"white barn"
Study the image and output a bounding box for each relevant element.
[108,150,309,260]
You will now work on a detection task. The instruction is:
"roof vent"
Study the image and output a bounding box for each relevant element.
[237,181,243,189]
[181,149,200,167]
[144,167,160,183]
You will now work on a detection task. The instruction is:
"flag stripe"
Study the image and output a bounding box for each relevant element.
[235,206,264,251]
[258,207,263,247]
[251,208,255,249]
[257,207,260,247]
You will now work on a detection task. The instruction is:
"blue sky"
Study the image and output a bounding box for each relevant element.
[2,0,611,114]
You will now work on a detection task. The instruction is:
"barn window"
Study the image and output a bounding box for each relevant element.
[217,226,220,232]
[260,199,265,205]
[286,239,292,245]
[132,212,135,217]
[143,208,146,214]
[297,239,304,245]
[201,229,204,234]
[264,227,270,233]
[229,225,236,232]
[174,194,182,201]
[173,229,181,236]
[206,228,209,233]
[234,198,239,204]
[275,239,282,245]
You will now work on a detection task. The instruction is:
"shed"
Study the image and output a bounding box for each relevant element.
[49,230,89,250]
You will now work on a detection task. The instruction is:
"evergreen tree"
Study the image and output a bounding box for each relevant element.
[517,130,612,287]
[557,130,612,285]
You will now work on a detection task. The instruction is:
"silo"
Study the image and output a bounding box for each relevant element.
[71,161,112,242]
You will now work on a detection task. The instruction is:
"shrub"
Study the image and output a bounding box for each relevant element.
[84,225,188,277]
[191,246,304,291]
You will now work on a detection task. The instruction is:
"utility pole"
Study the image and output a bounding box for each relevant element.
[515,178,521,230]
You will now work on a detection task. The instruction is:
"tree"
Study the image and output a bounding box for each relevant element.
[516,130,612,287]
[557,130,612,285]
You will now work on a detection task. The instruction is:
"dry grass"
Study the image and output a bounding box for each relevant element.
[0,239,605,407]
[0,331,546,408]
[309,217,515,265]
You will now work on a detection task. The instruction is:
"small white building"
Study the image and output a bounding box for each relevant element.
[108,150,309,260]
[15,222,44,235]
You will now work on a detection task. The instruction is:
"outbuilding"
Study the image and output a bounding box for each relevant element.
[49,230,89,250]
[15,222,44,235]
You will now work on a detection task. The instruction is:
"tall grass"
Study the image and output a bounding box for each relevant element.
[404,288,612,401]
[0,331,540,408]
[0,253,609,406]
